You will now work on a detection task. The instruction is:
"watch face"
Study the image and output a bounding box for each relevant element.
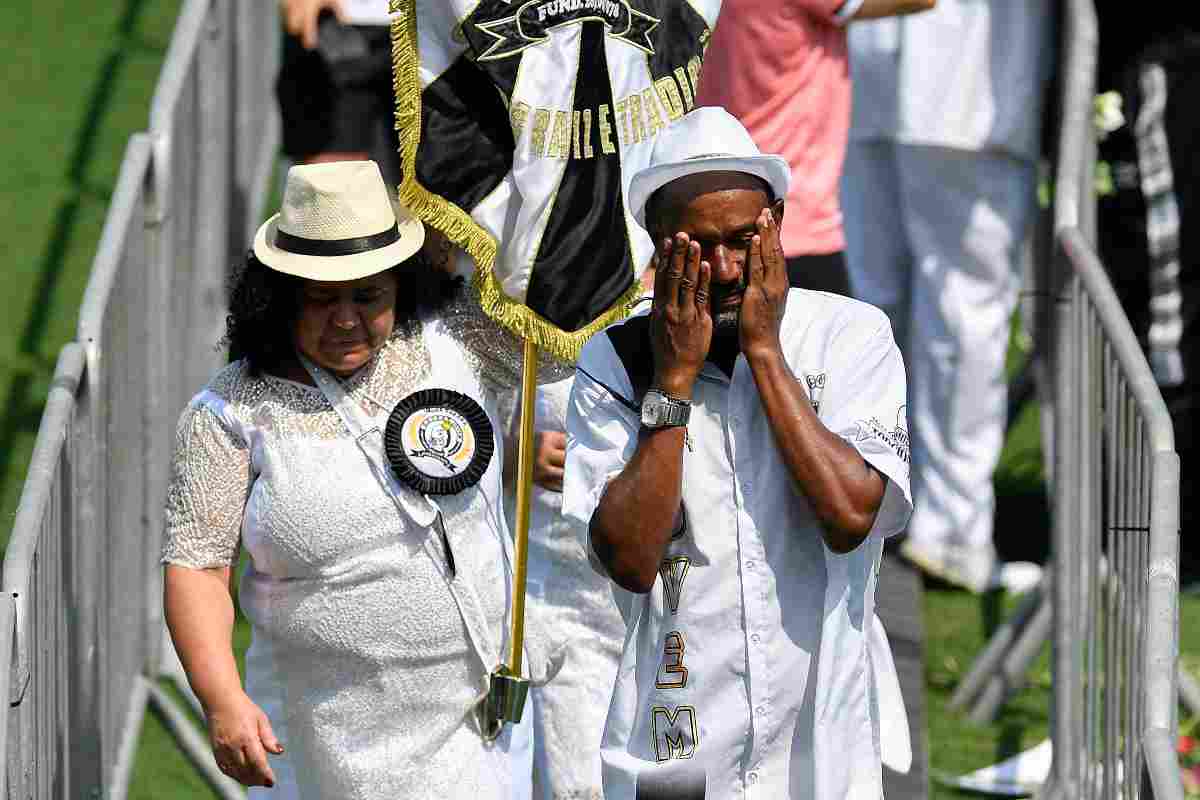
[641,402,658,427]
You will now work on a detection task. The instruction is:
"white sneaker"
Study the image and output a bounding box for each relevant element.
[899,538,1042,595]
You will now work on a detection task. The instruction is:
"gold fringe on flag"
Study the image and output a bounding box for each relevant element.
[389,0,641,365]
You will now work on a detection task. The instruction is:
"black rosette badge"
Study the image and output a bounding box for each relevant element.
[385,388,495,495]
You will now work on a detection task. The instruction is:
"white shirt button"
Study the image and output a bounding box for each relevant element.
[756,705,767,716]
[751,633,761,644]
[745,560,755,571]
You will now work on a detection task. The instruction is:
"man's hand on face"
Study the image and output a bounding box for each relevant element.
[650,234,713,399]
[739,207,788,361]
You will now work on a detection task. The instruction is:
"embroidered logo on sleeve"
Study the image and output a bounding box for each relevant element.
[852,404,910,464]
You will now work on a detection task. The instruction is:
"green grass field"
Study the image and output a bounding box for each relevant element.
[1,4,1195,798]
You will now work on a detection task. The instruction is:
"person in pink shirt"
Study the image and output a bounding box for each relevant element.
[696,0,934,295]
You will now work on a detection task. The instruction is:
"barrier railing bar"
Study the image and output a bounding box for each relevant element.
[1144,448,1182,800]
[2,344,87,656]
[106,675,150,799]
[0,597,15,794]
[1059,232,1174,452]
[2,341,85,590]
[148,0,212,130]
[148,0,214,225]
[1052,0,1098,237]
[76,137,155,346]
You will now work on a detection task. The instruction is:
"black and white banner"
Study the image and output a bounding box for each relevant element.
[391,0,719,361]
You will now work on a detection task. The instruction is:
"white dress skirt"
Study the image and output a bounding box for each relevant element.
[162,302,534,800]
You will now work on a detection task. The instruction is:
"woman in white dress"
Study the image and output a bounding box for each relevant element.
[162,161,534,799]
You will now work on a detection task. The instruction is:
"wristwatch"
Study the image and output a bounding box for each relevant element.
[641,389,691,429]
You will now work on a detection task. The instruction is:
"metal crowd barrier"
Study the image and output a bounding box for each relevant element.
[946,0,1182,796]
[1047,229,1182,800]
[1046,1,1181,797]
[1,0,279,797]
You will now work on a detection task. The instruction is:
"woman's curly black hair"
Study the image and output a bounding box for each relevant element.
[225,250,463,374]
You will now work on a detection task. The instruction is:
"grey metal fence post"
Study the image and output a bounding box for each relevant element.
[1144,449,1182,799]
[233,0,281,241]
[0,595,14,795]
[191,0,232,391]
[69,349,104,800]
[3,343,88,799]
[1041,0,1096,790]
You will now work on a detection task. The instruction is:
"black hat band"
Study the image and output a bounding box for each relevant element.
[275,222,401,257]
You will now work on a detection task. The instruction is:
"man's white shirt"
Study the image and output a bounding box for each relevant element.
[563,289,912,800]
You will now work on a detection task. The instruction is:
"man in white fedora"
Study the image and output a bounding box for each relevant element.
[562,108,913,799]
[162,160,535,799]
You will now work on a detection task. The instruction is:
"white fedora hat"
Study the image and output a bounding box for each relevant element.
[253,161,425,281]
[628,106,791,229]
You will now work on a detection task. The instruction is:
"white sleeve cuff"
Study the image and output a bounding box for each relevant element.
[834,0,866,24]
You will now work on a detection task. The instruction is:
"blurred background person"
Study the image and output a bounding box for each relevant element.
[695,0,935,297]
[842,0,1054,593]
[276,0,399,184]
[1094,6,1200,588]
[276,0,460,277]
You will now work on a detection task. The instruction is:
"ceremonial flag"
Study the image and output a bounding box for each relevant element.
[390,0,720,362]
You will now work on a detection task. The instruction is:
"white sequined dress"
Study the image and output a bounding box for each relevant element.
[162,299,534,800]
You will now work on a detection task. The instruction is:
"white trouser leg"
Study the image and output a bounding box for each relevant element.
[842,140,913,350]
[897,145,1035,554]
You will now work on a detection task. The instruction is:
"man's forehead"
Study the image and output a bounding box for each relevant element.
[652,171,771,220]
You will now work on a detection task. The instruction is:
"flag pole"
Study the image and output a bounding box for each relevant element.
[483,338,537,737]
[508,337,539,673]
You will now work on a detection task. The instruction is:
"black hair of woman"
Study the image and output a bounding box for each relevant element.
[224,250,463,374]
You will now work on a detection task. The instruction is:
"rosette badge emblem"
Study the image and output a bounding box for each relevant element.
[385,388,495,495]
[410,413,467,471]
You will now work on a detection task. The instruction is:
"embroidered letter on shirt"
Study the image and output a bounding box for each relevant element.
[659,556,691,615]
[655,631,689,689]
[651,705,699,761]
[804,371,827,415]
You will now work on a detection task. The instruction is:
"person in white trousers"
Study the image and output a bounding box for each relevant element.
[841,0,1054,592]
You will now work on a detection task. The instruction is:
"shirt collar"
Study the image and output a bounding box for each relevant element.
[699,360,734,385]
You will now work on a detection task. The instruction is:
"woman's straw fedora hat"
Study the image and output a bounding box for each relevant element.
[253,160,425,281]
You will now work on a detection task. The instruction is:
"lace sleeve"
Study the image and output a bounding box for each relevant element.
[438,290,573,393]
[161,399,252,569]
